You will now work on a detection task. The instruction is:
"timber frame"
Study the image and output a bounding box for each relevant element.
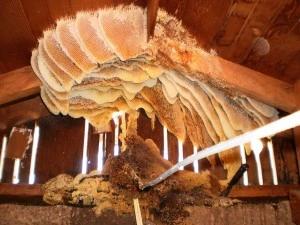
[0,1,299,223]
[0,56,297,109]
[0,0,298,114]
[0,54,298,131]
[0,183,300,199]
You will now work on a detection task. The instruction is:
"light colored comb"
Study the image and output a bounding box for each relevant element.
[43,30,83,83]
[76,12,116,63]
[98,6,147,60]
[56,19,97,73]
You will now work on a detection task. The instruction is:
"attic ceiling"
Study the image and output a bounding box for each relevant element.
[0,0,299,84]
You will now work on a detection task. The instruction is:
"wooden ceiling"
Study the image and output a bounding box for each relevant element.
[0,0,299,84]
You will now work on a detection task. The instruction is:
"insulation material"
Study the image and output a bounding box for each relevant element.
[30,5,279,182]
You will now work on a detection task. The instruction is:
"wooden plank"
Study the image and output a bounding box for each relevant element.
[20,0,54,38]
[0,183,42,198]
[289,190,300,225]
[229,185,300,198]
[18,122,34,184]
[35,115,85,184]
[6,127,32,159]
[87,125,100,173]
[295,126,300,175]
[0,96,49,131]
[70,0,147,12]
[272,133,299,184]
[147,0,159,40]
[180,0,230,47]
[0,0,36,74]
[294,80,300,176]
[46,0,74,21]
[0,183,299,200]
[138,112,163,156]
[0,59,297,113]
[203,56,297,113]
[0,66,41,105]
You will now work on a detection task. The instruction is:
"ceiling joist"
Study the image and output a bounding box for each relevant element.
[0,66,41,105]
[0,58,297,114]
[0,96,49,131]
[206,56,297,113]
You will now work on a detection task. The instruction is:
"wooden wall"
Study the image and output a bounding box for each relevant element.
[0,108,299,185]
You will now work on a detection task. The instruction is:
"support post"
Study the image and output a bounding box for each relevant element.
[147,0,159,40]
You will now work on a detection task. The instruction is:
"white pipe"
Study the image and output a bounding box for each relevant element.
[0,136,7,182]
[239,144,249,185]
[178,140,184,170]
[163,126,169,160]
[28,123,40,184]
[97,133,104,171]
[81,119,89,174]
[142,111,300,189]
[12,158,21,184]
[251,139,264,185]
[267,139,278,185]
[193,146,199,173]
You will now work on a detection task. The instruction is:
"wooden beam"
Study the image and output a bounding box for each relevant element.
[206,56,297,113]
[0,96,49,131]
[159,37,297,112]
[147,0,159,40]
[1,183,300,200]
[229,185,300,198]
[0,66,41,106]
[0,59,297,113]
[0,183,42,198]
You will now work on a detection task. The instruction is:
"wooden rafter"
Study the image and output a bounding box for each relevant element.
[0,96,49,131]
[192,55,297,113]
[0,66,41,105]
[0,60,297,113]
